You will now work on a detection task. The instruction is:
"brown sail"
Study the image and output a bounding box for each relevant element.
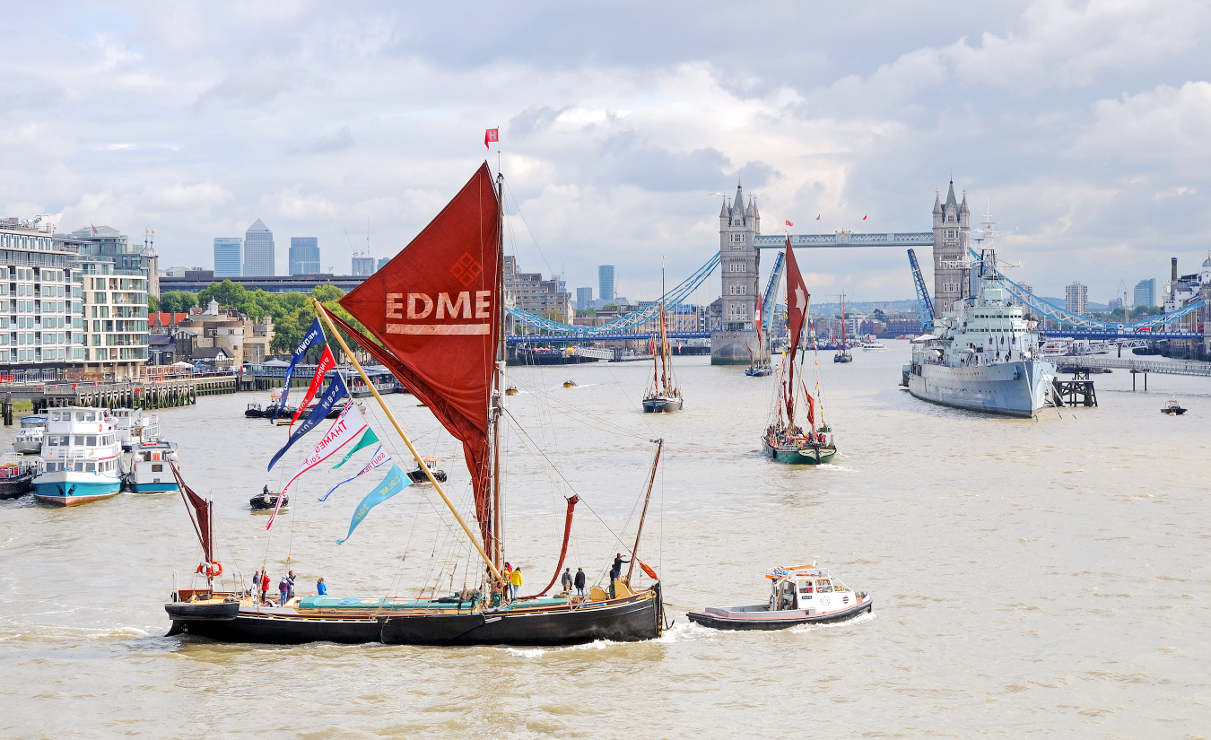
[337,163,501,552]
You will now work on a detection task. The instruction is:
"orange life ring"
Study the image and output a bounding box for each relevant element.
[196,561,222,578]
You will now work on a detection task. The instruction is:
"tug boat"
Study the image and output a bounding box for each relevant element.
[32,407,123,506]
[407,457,448,484]
[12,415,46,455]
[1161,399,1187,415]
[687,564,871,630]
[127,440,181,492]
[0,459,36,498]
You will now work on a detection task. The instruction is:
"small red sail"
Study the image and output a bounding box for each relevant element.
[337,164,501,552]
[171,463,212,564]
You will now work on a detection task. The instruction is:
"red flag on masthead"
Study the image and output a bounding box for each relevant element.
[862,214,868,221]
[784,219,794,227]
[484,128,499,149]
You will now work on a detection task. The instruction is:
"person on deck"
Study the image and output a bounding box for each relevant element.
[260,571,271,603]
[610,553,629,597]
[501,562,513,601]
[286,571,297,601]
[509,567,523,600]
[262,485,269,496]
[316,577,327,596]
[278,576,290,606]
[252,569,261,598]
[574,567,586,598]
[560,567,573,593]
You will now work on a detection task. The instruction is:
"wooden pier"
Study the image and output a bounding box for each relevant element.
[1052,369,1098,407]
[1,375,237,420]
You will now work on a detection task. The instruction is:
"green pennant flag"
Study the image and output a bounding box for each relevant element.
[332,428,379,469]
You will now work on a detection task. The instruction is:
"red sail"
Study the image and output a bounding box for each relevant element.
[337,164,500,552]
[171,463,212,564]
[784,236,811,421]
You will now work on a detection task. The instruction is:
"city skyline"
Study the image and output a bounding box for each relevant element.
[2,3,1211,301]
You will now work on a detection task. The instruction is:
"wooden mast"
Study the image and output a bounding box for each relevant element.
[490,172,505,570]
[313,299,505,587]
[625,438,663,586]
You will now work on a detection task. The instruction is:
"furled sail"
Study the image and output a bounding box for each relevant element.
[336,164,501,552]
[171,463,212,565]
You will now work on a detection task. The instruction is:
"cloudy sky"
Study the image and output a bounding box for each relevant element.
[3,0,1210,304]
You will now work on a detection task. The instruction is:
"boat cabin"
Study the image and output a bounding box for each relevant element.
[767,565,856,612]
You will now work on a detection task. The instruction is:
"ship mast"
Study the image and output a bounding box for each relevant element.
[658,266,670,393]
[490,172,505,570]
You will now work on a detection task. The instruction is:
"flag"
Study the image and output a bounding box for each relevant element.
[319,445,390,502]
[267,400,368,529]
[484,128,499,149]
[337,464,411,544]
[289,345,336,427]
[275,318,324,419]
[862,214,868,221]
[90,224,98,235]
[785,219,794,227]
[815,214,821,221]
[332,428,379,470]
[267,374,350,471]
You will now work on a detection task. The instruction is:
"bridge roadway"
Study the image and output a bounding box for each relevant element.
[753,232,933,249]
[1054,356,1211,377]
[508,332,709,343]
[1039,329,1202,340]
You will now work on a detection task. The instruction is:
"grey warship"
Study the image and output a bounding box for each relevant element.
[903,249,1055,417]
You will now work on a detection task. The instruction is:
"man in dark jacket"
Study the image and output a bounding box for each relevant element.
[560,567,573,593]
[573,567,586,598]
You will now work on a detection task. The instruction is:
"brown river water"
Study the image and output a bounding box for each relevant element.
[1,344,1208,736]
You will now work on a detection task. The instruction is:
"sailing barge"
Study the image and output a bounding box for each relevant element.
[165,164,665,646]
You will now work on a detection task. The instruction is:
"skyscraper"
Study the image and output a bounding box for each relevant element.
[1134,278,1156,308]
[289,237,320,275]
[242,218,275,276]
[598,265,615,303]
[213,238,242,277]
[1065,281,1088,315]
[352,255,376,276]
[576,286,593,309]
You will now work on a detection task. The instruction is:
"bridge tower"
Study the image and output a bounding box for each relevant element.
[932,178,970,311]
[711,179,762,364]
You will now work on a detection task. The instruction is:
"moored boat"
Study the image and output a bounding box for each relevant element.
[32,407,123,506]
[127,440,181,492]
[12,415,46,455]
[111,408,159,450]
[688,564,871,630]
[0,459,36,499]
[249,489,288,513]
[244,403,265,418]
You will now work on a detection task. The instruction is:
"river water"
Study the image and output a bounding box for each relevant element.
[1,344,1208,736]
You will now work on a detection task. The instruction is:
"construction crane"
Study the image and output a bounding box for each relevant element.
[907,248,934,332]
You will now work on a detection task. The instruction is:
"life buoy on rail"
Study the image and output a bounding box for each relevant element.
[195,561,223,578]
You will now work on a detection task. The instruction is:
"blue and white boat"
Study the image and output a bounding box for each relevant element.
[902,249,1056,418]
[127,439,180,493]
[12,414,46,455]
[32,407,123,506]
[110,407,159,451]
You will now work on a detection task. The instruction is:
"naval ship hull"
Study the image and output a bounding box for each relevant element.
[903,358,1055,418]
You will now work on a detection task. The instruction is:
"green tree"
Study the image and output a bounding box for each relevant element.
[198,280,248,311]
[159,291,198,313]
[147,294,160,312]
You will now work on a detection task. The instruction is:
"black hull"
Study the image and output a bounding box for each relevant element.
[687,599,871,631]
[165,600,240,622]
[407,469,448,484]
[0,473,33,499]
[170,588,663,646]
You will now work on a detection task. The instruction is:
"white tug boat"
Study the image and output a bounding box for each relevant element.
[687,564,872,630]
[110,408,159,451]
[33,407,123,506]
[12,414,46,454]
[127,439,180,493]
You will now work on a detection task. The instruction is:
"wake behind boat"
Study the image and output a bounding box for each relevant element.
[688,564,871,630]
[165,163,666,647]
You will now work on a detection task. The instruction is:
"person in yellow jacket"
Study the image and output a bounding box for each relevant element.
[509,566,523,600]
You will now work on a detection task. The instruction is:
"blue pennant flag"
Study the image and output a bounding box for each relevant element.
[318,445,390,502]
[274,318,324,419]
[337,463,411,545]
[268,373,349,471]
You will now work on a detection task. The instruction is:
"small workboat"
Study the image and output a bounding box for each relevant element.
[0,459,36,499]
[1161,399,1187,415]
[563,379,577,388]
[687,564,871,630]
[744,364,772,377]
[505,385,519,396]
[244,403,265,418]
[249,489,288,513]
[407,456,448,484]
[127,440,181,493]
[12,415,46,455]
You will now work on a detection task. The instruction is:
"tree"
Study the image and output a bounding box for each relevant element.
[198,280,248,310]
[159,291,198,314]
[147,294,159,312]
